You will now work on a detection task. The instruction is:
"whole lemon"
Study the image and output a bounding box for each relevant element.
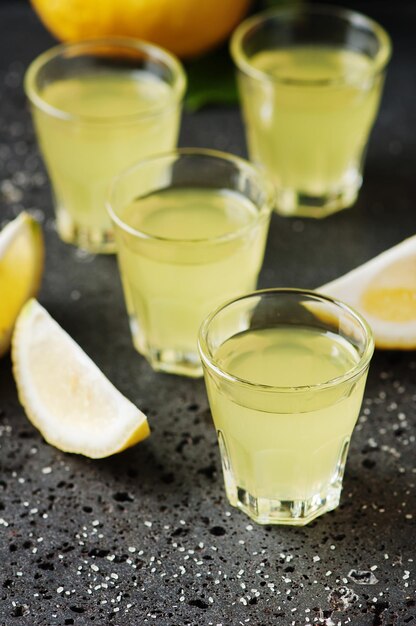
[30,0,252,58]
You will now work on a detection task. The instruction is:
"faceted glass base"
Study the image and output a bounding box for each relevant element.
[148,347,203,378]
[274,178,361,219]
[130,318,203,377]
[229,485,341,526]
[57,208,116,254]
[219,430,349,526]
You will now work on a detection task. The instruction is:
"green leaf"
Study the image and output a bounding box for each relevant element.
[184,46,237,112]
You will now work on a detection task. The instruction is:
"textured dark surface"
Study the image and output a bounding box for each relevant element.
[0,2,415,625]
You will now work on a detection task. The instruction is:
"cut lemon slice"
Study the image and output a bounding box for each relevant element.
[12,299,150,457]
[0,212,44,357]
[320,235,416,349]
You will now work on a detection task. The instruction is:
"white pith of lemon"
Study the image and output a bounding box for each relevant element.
[320,235,416,349]
[12,299,150,458]
[0,212,44,357]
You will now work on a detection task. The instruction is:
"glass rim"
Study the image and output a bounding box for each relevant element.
[106,147,275,245]
[198,288,375,393]
[230,4,392,87]
[24,37,187,124]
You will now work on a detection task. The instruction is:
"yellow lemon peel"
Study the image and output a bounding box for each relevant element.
[0,212,44,357]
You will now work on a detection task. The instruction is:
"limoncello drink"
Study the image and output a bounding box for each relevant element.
[204,325,368,524]
[32,72,180,250]
[238,46,384,215]
[115,187,270,377]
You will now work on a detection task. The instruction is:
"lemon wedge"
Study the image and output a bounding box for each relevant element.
[0,212,44,357]
[320,235,416,349]
[12,299,150,457]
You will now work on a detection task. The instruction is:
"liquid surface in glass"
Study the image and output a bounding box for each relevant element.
[215,325,358,386]
[42,73,172,117]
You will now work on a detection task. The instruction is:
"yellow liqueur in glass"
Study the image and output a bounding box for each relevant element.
[108,150,273,377]
[245,47,382,209]
[199,290,374,525]
[214,327,364,503]
[25,40,186,252]
[231,6,391,217]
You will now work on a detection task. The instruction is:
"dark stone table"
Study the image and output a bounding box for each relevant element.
[0,2,414,624]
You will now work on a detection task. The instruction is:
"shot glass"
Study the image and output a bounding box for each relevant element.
[25,39,186,253]
[198,289,374,525]
[231,5,391,218]
[107,148,274,378]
